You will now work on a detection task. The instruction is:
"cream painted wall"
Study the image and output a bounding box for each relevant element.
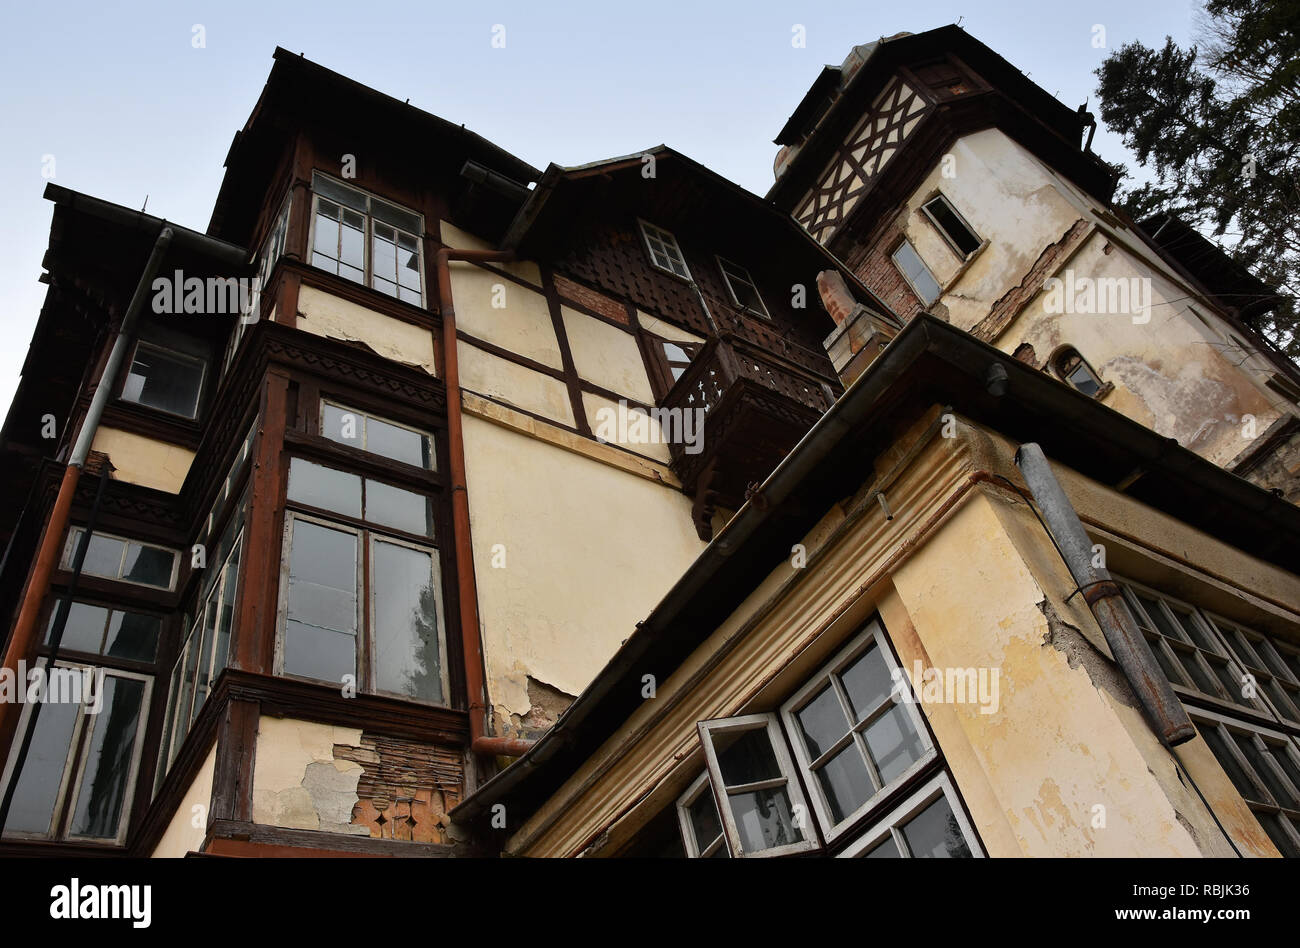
[149,744,216,857]
[448,262,562,370]
[296,285,437,375]
[896,127,1294,468]
[459,342,575,427]
[440,220,542,287]
[90,427,194,494]
[462,412,706,726]
[563,306,655,404]
[251,716,368,835]
[581,391,672,463]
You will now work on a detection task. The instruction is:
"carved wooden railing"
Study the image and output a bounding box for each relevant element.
[665,333,837,425]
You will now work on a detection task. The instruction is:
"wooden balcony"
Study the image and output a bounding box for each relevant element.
[663,334,839,539]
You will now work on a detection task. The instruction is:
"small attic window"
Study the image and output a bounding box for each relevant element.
[921,195,981,260]
[1050,346,1105,397]
[717,257,771,318]
[639,220,691,280]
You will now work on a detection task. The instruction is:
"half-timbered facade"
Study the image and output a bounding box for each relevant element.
[2,27,1299,860]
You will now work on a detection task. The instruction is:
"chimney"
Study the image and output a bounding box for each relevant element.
[817,270,899,386]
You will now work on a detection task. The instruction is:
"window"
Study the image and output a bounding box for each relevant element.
[1050,347,1105,397]
[44,601,160,663]
[310,172,424,305]
[121,341,205,419]
[921,194,982,259]
[320,401,435,470]
[638,220,691,280]
[781,622,935,842]
[891,239,941,306]
[838,773,981,858]
[716,258,770,318]
[675,771,729,858]
[659,340,699,385]
[225,193,292,373]
[278,458,446,703]
[0,663,152,844]
[157,493,246,778]
[696,713,818,857]
[1118,578,1300,856]
[676,616,979,858]
[1193,712,1300,857]
[62,529,179,591]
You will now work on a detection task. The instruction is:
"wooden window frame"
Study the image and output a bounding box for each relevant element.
[120,339,207,420]
[836,771,984,858]
[1048,346,1107,398]
[919,193,983,261]
[675,770,729,858]
[715,256,771,319]
[0,661,153,846]
[697,712,819,858]
[1190,708,1300,856]
[319,399,437,472]
[637,219,692,281]
[307,171,427,307]
[61,528,180,592]
[780,620,937,844]
[889,238,941,306]
[274,500,450,707]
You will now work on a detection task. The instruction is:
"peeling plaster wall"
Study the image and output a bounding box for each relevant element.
[89,427,194,494]
[149,745,216,857]
[892,127,1292,472]
[252,716,369,836]
[462,412,706,731]
[296,285,437,375]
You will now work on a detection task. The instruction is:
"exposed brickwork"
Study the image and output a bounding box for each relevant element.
[553,273,629,325]
[970,218,1090,343]
[850,225,925,323]
[335,733,463,844]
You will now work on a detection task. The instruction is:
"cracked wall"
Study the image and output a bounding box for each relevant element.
[252,716,466,844]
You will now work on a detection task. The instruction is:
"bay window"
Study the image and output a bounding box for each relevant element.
[0,662,152,845]
[309,172,424,306]
[278,457,446,704]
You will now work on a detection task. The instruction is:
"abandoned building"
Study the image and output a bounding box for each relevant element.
[1,25,1298,859]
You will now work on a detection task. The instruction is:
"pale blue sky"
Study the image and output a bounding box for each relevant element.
[0,0,1200,421]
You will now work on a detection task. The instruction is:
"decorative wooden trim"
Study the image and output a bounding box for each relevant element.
[204,820,485,857]
[210,697,259,824]
[234,370,289,674]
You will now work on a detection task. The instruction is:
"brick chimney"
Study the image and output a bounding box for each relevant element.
[817,270,898,386]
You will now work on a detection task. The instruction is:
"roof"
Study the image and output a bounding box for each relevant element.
[208,48,542,246]
[452,312,1300,829]
[502,145,900,327]
[0,186,251,553]
[766,25,1115,211]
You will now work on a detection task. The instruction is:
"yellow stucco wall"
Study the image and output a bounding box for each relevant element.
[149,744,216,857]
[251,716,368,835]
[90,427,194,494]
[897,126,1291,472]
[296,284,437,375]
[563,306,655,404]
[462,412,705,726]
[459,342,575,427]
[500,413,1297,857]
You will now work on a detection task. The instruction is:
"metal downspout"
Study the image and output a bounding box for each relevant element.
[1015,442,1196,746]
[435,247,536,760]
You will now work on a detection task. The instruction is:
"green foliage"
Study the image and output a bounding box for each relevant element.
[1094,0,1299,357]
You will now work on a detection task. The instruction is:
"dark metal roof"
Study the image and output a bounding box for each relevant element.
[452,313,1300,829]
